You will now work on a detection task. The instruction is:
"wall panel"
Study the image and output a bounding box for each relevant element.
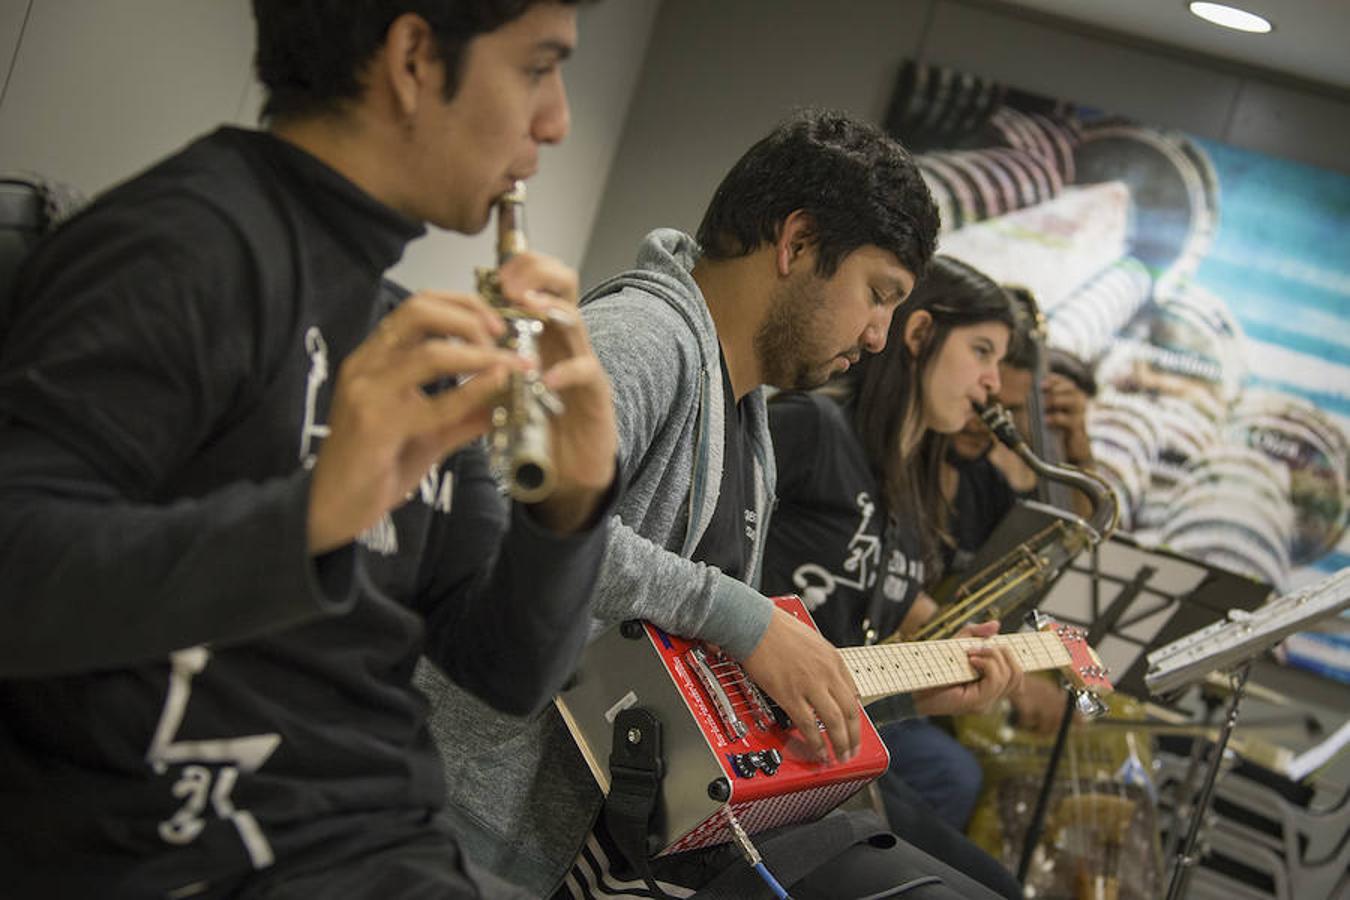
[0,0,254,195]
[922,0,1242,140]
[0,0,31,113]
[581,0,928,287]
[581,0,1350,285]
[1227,82,1350,175]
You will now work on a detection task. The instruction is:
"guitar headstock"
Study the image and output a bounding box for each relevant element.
[1032,613,1113,698]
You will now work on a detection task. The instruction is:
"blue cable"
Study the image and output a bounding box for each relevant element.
[752,861,793,899]
[725,806,794,900]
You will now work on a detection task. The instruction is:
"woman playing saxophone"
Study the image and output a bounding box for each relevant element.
[761,255,1030,900]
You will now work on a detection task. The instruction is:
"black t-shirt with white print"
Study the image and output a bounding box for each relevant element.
[762,392,923,647]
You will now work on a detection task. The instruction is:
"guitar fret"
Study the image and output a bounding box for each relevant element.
[842,632,1075,702]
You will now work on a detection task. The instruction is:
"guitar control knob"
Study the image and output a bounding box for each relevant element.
[763,748,782,775]
[729,750,783,778]
[730,754,757,778]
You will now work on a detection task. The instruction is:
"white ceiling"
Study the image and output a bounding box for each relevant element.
[993,0,1350,92]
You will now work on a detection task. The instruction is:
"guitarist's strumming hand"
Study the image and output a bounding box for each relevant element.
[740,606,862,764]
[912,621,1024,717]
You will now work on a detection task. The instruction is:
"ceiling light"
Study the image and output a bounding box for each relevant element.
[1188,2,1273,34]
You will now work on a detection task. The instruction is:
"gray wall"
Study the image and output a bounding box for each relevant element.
[0,0,257,193]
[2,0,1345,294]
[0,0,661,290]
[580,0,1350,288]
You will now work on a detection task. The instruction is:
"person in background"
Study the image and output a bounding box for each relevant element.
[763,255,1028,899]
[943,288,1097,573]
[425,109,1022,900]
[0,2,618,897]
[942,291,1099,736]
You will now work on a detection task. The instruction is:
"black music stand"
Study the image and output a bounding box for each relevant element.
[1001,527,1271,883]
[1023,529,1272,698]
[1143,569,1350,900]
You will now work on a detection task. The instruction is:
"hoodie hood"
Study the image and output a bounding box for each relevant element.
[581,228,721,376]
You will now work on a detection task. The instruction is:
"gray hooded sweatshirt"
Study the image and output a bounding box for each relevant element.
[417,229,778,895]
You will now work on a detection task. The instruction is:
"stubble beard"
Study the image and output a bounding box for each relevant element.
[754,276,835,391]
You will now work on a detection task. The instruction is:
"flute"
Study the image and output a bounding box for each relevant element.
[475,181,558,502]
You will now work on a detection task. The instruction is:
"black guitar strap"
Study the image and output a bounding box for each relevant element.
[604,706,674,898]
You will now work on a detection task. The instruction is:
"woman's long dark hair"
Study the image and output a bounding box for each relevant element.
[824,255,1017,573]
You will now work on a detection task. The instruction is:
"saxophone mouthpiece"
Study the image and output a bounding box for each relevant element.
[977,401,1025,451]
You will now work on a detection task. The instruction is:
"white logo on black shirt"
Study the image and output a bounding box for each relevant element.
[147,646,281,869]
[296,326,454,557]
[791,491,880,610]
[882,547,923,603]
[298,327,331,470]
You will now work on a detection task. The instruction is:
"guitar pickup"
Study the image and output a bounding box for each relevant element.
[687,647,748,741]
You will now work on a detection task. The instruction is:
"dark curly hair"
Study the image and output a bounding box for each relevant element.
[696,109,940,281]
[252,0,587,121]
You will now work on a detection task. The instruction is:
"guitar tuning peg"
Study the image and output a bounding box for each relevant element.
[1074,690,1107,720]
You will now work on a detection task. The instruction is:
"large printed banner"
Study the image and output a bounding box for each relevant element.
[882,60,1349,599]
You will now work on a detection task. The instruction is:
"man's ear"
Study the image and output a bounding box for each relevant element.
[773,209,817,276]
[903,309,933,357]
[380,13,439,120]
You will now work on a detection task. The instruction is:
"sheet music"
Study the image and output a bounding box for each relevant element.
[1285,719,1350,782]
[1145,567,1350,694]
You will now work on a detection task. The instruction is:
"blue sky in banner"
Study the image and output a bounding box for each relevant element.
[1189,138,1350,577]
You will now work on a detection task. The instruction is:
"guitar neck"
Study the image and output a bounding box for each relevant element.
[841,632,1071,705]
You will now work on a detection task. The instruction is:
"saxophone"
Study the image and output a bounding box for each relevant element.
[908,401,1120,642]
[924,407,1154,900]
[474,181,559,502]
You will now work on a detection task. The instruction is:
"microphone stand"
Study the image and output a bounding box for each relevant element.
[1162,664,1251,900]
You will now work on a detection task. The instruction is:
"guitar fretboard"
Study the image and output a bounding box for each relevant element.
[840,632,1072,704]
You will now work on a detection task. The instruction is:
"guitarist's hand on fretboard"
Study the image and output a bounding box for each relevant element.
[740,606,862,763]
[912,621,1025,717]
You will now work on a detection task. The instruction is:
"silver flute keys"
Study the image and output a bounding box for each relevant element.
[475,181,559,502]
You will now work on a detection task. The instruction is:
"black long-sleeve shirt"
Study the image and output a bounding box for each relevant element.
[0,127,608,897]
